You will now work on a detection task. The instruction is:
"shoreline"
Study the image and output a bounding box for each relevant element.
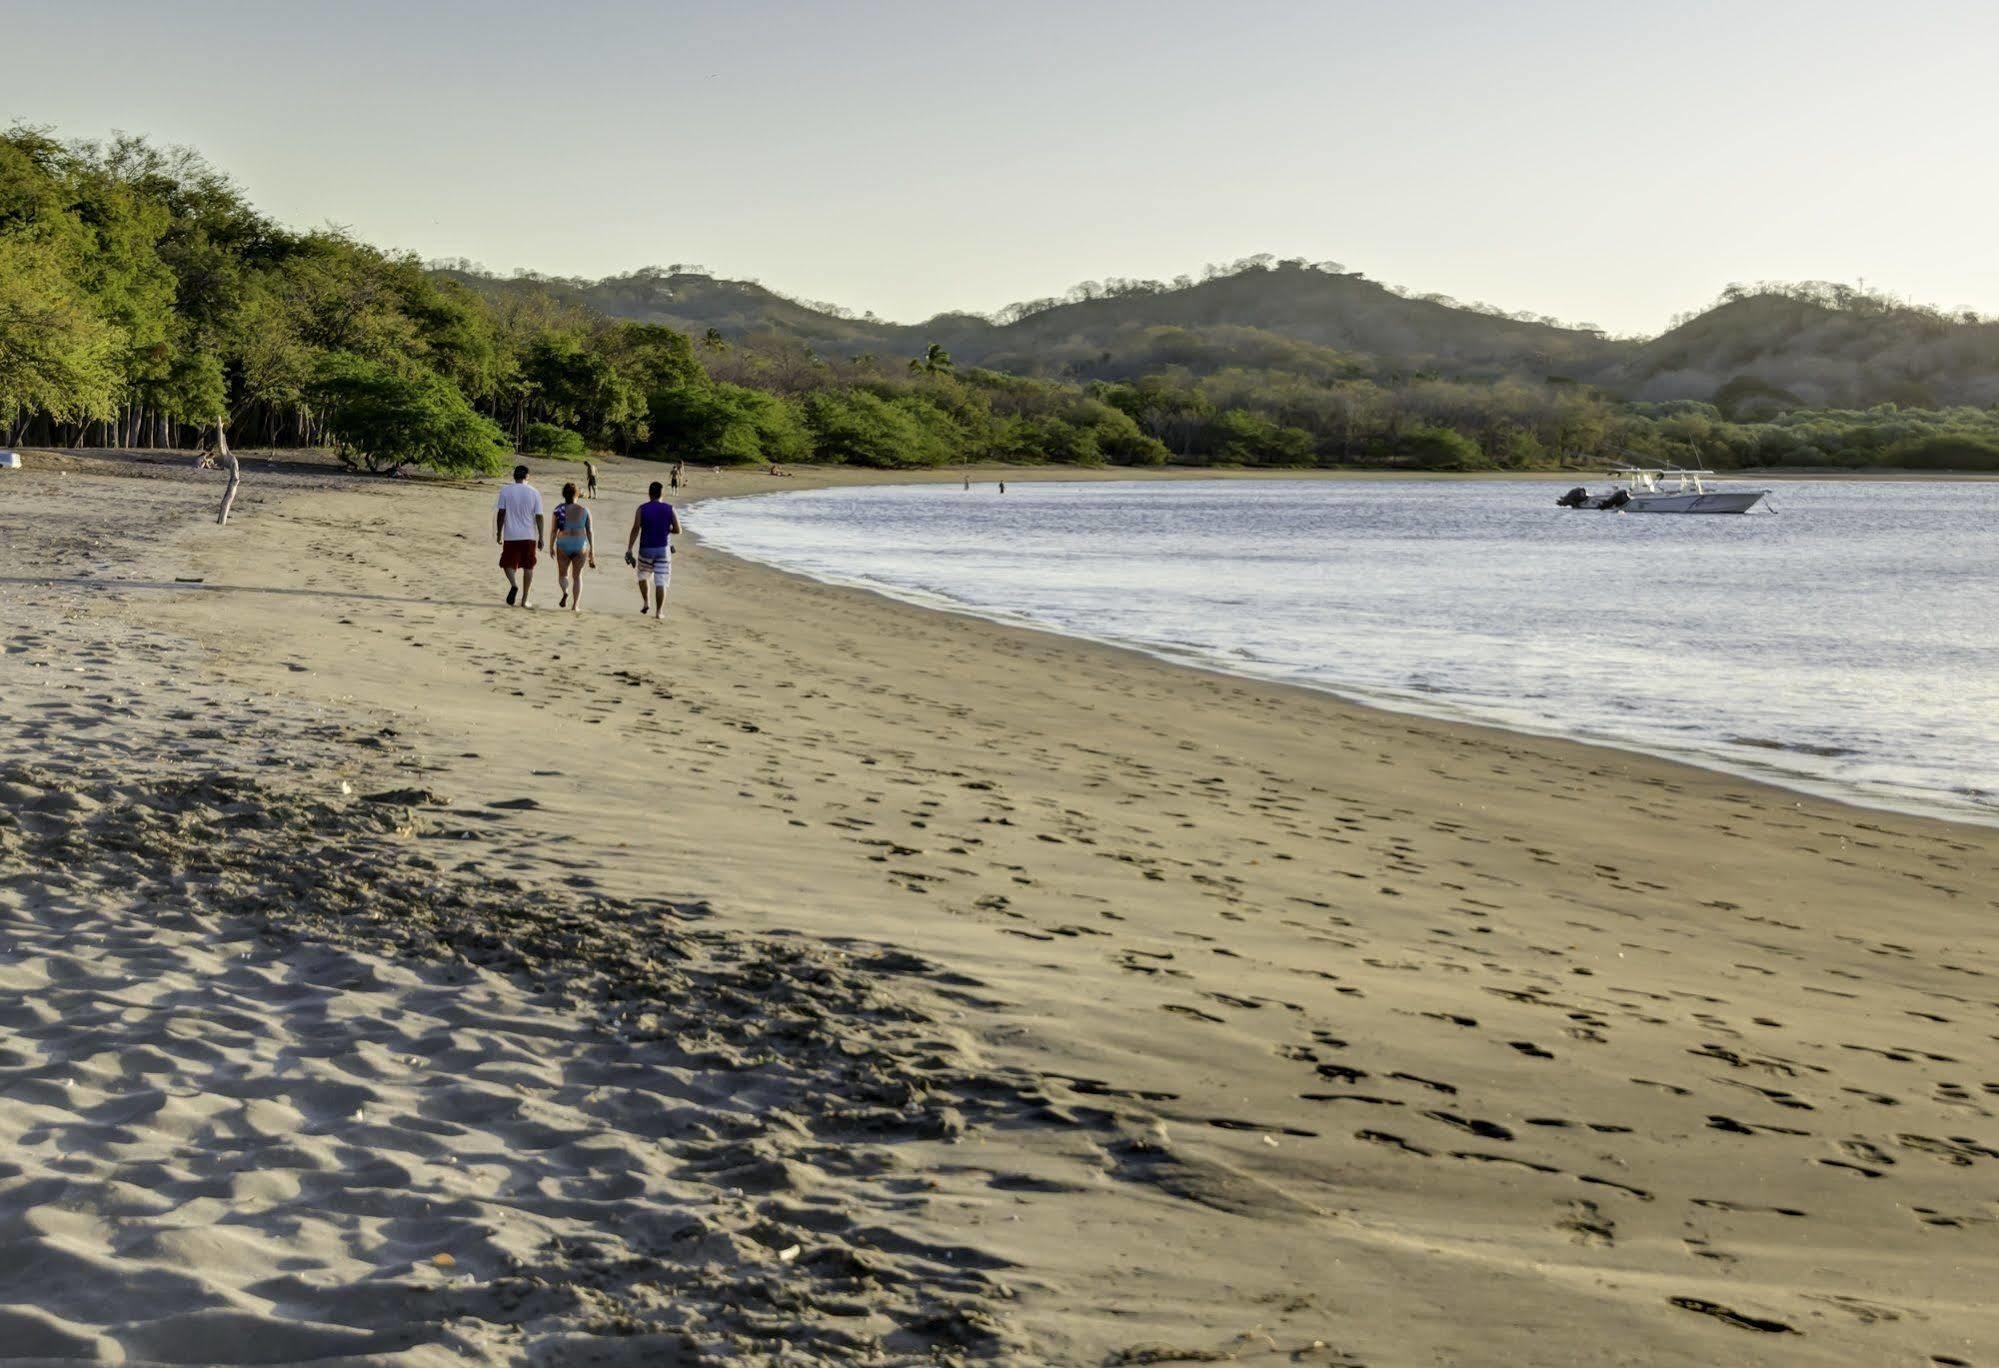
[680,468,1995,834]
[707,545,1999,831]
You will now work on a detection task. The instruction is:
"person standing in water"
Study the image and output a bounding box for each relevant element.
[624,481,681,618]
[550,481,595,611]
[494,464,545,607]
[584,459,599,499]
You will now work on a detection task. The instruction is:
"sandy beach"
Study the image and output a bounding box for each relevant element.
[4,450,1997,1365]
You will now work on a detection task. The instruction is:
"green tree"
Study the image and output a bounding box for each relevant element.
[517,332,642,445]
[521,421,586,457]
[0,238,120,432]
[804,390,958,467]
[908,342,954,376]
[1485,421,1545,468]
[1210,408,1316,465]
[1884,432,1999,470]
[650,382,810,463]
[309,353,509,476]
[1400,423,1487,469]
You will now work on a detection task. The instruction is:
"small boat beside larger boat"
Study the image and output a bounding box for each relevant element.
[1557,468,1771,514]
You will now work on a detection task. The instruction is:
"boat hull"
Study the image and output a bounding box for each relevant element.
[1625,490,1768,514]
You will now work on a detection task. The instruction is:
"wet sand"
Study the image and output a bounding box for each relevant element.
[4,451,1998,1365]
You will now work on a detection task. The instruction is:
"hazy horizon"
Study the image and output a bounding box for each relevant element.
[6,0,1996,336]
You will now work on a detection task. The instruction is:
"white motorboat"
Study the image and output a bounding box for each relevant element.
[1556,468,1770,515]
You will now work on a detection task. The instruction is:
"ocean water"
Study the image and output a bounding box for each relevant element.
[696,478,1999,825]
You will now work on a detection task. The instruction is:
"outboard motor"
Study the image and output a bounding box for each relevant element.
[1601,488,1631,511]
[1556,486,1589,508]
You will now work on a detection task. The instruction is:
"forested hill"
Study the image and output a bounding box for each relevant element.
[444,260,1999,410]
[430,264,894,359]
[438,257,1627,385]
[1622,285,1999,412]
[925,262,1622,383]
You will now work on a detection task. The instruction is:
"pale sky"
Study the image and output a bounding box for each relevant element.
[6,0,1996,336]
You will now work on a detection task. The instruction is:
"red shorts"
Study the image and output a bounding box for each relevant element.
[499,539,538,570]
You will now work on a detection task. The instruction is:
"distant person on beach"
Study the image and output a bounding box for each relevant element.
[584,459,599,499]
[998,481,1006,494]
[550,481,595,611]
[494,465,544,607]
[624,481,681,619]
[670,460,685,489]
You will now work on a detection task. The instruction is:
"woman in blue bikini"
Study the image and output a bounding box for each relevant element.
[550,481,595,611]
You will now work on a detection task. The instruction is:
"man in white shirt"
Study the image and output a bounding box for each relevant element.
[494,464,546,607]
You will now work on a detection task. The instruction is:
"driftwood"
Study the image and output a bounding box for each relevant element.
[190,417,240,520]
[214,416,240,525]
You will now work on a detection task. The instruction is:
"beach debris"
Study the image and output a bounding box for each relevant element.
[777,1244,801,1263]
[361,786,447,806]
[1108,1345,1235,1364]
[1667,1297,1799,1334]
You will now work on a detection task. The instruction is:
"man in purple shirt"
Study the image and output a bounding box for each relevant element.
[624,481,682,618]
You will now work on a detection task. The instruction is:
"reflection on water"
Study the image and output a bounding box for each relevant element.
[699,479,1999,825]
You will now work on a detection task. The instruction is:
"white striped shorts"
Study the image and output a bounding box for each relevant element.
[637,546,670,587]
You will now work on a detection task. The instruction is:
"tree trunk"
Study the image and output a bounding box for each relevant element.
[215,416,241,525]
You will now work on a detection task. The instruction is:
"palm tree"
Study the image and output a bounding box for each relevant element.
[701,327,728,353]
[908,342,953,376]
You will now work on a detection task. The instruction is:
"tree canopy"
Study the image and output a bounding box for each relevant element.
[308,353,510,476]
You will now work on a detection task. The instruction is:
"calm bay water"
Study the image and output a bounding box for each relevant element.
[697,479,1999,825]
